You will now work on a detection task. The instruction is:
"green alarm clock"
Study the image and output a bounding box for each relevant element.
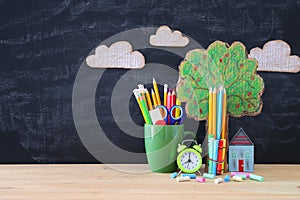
[177,139,203,174]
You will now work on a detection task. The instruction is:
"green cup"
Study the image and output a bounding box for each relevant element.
[144,124,196,173]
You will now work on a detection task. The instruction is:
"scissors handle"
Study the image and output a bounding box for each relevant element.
[156,105,183,125]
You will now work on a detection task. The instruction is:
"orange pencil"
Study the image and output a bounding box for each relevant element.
[144,88,153,110]
[221,89,227,139]
[153,78,161,105]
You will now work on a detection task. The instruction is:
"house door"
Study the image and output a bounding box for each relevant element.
[238,159,244,172]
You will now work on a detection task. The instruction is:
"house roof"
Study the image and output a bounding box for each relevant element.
[229,128,253,146]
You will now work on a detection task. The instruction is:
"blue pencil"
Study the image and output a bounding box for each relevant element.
[216,86,224,140]
[212,139,219,176]
[208,135,214,174]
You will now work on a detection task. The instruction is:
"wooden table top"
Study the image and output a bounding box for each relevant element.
[0,164,299,200]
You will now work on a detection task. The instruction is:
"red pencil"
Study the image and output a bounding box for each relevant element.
[167,91,172,124]
[171,90,176,116]
[217,139,225,175]
[171,90,176,107]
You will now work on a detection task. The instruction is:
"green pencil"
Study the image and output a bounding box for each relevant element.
[139,94,152,125]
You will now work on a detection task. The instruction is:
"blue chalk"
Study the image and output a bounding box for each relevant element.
[170,172,178,179]
[181,173,196,179]
[224,175,231,182]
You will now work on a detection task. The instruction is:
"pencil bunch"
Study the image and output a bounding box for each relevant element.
[133,78,181,125]
[207,86,227,175]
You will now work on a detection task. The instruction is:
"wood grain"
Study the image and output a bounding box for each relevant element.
[0,164,299,200]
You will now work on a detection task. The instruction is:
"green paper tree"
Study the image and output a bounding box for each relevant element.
[177,40,264,120]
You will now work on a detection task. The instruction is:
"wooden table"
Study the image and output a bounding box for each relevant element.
[0,164,299,200]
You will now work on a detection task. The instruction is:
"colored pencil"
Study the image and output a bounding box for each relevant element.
[212,139,219,176]
[164,84,168,107]
[221,89,227,172]
[133,89,148,124]
[139,93,152,125]
[221,139,226,173]
[216,86,224,140]
[138,85,148,110]
[151,89,158,108]
[144,88,153,111]
[208,87,213,134]
[167,91,172,124]
[217,139,225,175]
[221,89,227,139]
[175,98,181,118]
[212,88,217,138]
[171,90,176,108]
[153,78,161,105]
[208,135,214,174]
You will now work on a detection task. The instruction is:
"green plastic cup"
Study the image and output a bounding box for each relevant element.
[144,124,196,173]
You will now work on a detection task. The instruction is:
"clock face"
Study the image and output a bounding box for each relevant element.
[177,148,202,173]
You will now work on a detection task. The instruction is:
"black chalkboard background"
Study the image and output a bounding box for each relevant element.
[0,0,299,164]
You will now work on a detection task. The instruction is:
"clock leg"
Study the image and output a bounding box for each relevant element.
[196,170,202,176]
[177,170,182,177]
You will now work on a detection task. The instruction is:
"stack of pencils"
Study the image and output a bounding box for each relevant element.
[207,86,227,175]
[133,78,181,125]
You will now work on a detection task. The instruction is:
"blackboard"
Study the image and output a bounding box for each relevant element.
[0,0,299,164]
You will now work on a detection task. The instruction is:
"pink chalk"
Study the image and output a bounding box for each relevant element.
[230,172,250,178]
[196,177,206,183]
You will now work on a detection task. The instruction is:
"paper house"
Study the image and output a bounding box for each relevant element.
[228,128,254,172]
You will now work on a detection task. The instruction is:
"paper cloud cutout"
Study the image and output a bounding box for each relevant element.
[150,25,189,47]
[86,41,145,69]
[249,40,300,73]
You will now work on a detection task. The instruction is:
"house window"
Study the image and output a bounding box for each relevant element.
[232,152,236,159]
[245,151,250,159]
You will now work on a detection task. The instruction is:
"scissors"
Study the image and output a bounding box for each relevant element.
[156,105,183,125]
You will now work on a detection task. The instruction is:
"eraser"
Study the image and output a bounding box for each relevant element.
[181,173,196,179]
[249,174,264,182]
[214,177,223,184]
[232,175,243,182]
[176,176,190,182]
[203,173,215,179]
[170,172,178,179]
[196,177,206,183]
[231,172,250,178]
[224,175,230,182]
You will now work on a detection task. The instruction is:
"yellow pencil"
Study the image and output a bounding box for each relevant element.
[144,88,153,110]
[151,89,158,108]
[208,87,213,134]
[153,78,161,105]
[164,84,168,107]
[212,88,217,138]
[221,89,227,139]
[175,98,181,118]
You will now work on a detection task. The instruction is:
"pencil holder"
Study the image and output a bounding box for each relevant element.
[144,124,196,173]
